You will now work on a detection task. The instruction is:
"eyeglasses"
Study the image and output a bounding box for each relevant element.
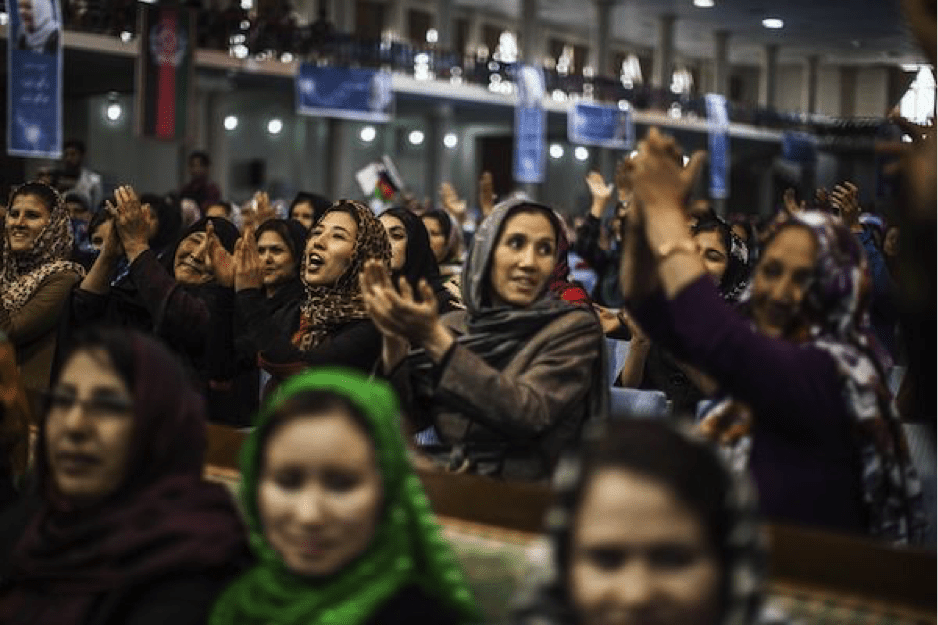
[42,389,133,417]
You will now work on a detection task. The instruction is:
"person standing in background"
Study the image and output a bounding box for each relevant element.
[179,151,222,214]
[53,140,103,213]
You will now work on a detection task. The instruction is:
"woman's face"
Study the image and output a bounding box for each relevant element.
[6,193,51,253]
[258,410,383,577]
[569,469,721,625]
[693,230,728,286]
[291,202,315,231]
[489,211,557,308]
[750,226,817,339]
[45,348,135,506]
[257,230,296,290]
[883,226,899,258]
[305,211,358,287]
[379,214,407,272]
[90,220,110,253]
[173,230,213,285]
[422,215,448,264]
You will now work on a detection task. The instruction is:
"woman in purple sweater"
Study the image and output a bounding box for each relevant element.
[617,128,924,543]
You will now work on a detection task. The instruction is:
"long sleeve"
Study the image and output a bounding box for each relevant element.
[571,214,611,276]
[631,277,845,438]
[127,249,213,351]
[434,310,602,440]
[0,271,81,346]
[237,289,381,376]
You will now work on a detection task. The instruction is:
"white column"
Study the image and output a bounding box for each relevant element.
[713,29,730,97]
[652,13,676,89]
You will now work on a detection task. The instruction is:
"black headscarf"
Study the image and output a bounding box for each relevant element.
[160,216,239,275]
[380,207,456,313]
[693,216,751,303]
[141,193,183,258]
[253,218,308,313]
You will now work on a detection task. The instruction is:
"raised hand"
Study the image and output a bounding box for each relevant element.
[783,188,806,216]
[585,171,615,221]
[830,181,860,230]
[478,171,496,218]
[233,224,263,292]
[204,221,235,288]
[622,128,706,219]
[112,185,151,261]
[440,182,467,225]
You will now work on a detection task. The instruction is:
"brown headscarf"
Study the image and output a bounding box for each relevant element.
[0,329,250,624]
[0,182,85,314]
[293,200,391,351]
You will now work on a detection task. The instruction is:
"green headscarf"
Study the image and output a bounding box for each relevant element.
[209,368,480,625]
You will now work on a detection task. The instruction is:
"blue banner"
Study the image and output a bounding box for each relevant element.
[567,101,635,150]
[7,0,63,158]
[296,65,393,122]
[704,93,730,200]
[781,131,818,164]
[513,64,545,184]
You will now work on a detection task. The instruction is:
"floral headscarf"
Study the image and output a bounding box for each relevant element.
[208,368,480,625]
[513,420,778,625]
[292,200,391,351]
[1,182,85,314]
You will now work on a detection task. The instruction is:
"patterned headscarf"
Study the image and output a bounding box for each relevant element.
[208,368,480,625]
[692,216,751,303]
[513,420,773,625]
[293,200,391,351]
[702,212,926,544]
[1,182,85,313]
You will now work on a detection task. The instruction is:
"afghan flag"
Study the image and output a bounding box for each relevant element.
[135,4,194,141]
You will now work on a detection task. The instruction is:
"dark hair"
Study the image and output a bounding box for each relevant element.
[8,181,59,214]
[63,192,90,213]
[142,193,183,252]
[256,389,373,472]
[692,216,732,276]
[421,209,452,239]
[87,209,110,237]
[255,218,308,266]
[497,202,560,245]
[290,192,331,224]
[188,151,211,167]
[54,326,138,398]
[206,201,233,217]
[558,421,733,611]
[63,139,86,154]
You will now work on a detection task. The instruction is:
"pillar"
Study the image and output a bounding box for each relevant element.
[652,13,676,89]
[763,43,779,109]
[589,0,614,76]
[436,0,454,50]
[840,66,858,117]
[386,0,406,40]
[518,0,541,200]
[806,54,820,114]
[329,0,354,33]
[713,29,730,97]
[426,104,453,203]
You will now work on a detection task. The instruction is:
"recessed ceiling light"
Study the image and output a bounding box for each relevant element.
[693,0,714,7]
[762,18,784,29]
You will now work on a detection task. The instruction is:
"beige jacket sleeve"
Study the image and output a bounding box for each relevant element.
[0,271,81,346]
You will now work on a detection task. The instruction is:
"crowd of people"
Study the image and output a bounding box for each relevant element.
[0,115,933,624]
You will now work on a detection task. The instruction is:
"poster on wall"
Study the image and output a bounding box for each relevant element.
[705,93,730,200]
[136,4,195,141]
[567,101,635,150]
[296,65,394,122]
[7,0,63,158]
[513,64,546,184]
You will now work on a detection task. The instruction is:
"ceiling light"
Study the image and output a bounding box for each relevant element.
[267,118,283,135]
[574,146,589,161]
[360,125,376,142]
[408,130,425,146]
[761,18,784,29]
[224,115,238,130]
[443,132,458,148]
[549,144,564,159]
[106,102,122,122]
[0,13,8,26]
[426,28,438,44]
[120,30,133,43]
[693,0,714,7]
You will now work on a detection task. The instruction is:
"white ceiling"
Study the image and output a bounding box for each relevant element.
[454,0,927,67]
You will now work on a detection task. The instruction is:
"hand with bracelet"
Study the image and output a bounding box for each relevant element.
[620,128,708,299]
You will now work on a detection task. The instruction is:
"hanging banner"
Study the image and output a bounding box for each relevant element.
[136,5,195,141]
[781,131,818,164]
[7,0,63,158]
[296,65,393,122]
[567,101,635,150]
[704,93,730,200]
[513,64,546,184]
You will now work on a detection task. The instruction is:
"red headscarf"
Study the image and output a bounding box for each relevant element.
[0,331,249,624]
[547,222,591,308]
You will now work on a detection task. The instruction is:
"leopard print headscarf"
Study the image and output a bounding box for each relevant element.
[292,200,391,351]
[1,183,85,314]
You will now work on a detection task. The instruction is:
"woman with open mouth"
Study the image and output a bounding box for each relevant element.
[362,198,608,481]
[209,367,479,625]
[0,181,84,397]
[230,200,391,393]
[0,327,250,624]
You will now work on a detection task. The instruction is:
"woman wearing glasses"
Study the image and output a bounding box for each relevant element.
[0,327,250,625]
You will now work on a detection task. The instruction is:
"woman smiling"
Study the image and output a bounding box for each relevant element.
[363,199,607,480]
